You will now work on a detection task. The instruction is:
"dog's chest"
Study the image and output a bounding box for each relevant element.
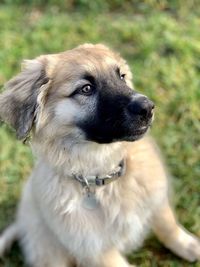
[43,178,158,258]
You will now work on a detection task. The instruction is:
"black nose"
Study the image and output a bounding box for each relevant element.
[127,96,154,119]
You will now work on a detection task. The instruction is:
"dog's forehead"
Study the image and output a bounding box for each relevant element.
[48,45,133,91]
[56,46,124,76]
[81,56,116,74]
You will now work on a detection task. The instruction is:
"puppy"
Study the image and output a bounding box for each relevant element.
[0,44,199,267]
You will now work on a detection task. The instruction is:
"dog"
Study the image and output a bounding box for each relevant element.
[0,44,199,267]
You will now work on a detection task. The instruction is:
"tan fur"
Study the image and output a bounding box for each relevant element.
[0,44,199,267]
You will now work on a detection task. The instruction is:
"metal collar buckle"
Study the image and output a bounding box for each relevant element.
[73,159,126,189]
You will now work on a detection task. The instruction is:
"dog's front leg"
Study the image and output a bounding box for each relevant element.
[152,200,200,262]
[79,248,135,267]
[100,248,135,267]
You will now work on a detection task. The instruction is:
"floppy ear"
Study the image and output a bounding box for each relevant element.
[0,59,49,140]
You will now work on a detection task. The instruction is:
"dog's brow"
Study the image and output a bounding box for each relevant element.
[82,73,95,84]
[116,67,120,76]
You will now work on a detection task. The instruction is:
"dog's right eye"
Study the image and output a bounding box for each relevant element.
[78,84,94,96]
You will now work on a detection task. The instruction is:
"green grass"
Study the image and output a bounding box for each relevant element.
[0,3,200,267]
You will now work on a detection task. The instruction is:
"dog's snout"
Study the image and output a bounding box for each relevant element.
[127,96,154,119]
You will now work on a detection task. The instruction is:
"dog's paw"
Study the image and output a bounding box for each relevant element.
[167,228,200,262]
[182,235,200,262]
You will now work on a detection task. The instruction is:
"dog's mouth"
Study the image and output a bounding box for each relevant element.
[127,113,154,140]
[115,124,150,142]
[132,125,149,135]
[88,123,151,144]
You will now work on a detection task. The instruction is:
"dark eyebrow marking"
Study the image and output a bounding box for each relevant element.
[82,73,96,85]
[116,67,121,76]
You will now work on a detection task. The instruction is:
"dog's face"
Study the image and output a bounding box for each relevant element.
[0,44,154,145]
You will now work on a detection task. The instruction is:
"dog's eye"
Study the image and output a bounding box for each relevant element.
[120,74,126,81]
[79,84,94,96]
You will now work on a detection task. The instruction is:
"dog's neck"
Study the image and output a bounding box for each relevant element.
[33,139,126,178]
[66,141,125,177]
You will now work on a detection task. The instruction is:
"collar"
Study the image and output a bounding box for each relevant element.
[73,159,126,188]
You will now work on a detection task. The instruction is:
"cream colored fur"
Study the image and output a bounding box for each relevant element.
[0,44,199,267]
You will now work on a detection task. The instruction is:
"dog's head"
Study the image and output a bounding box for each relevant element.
[0,44,154,146]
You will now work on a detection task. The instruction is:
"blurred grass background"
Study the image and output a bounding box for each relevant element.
[0,1,200,266]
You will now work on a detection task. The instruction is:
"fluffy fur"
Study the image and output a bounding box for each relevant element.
[0,44,199,267]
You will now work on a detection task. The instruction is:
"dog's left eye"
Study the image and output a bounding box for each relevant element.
[120,74,126,81]
[78,84,94,96]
